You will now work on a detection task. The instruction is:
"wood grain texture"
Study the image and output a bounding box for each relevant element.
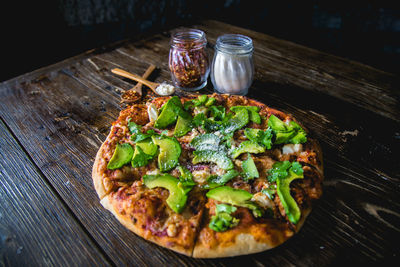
[0,120,110,266]
[0,19,399,266]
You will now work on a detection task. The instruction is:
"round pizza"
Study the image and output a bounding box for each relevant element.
[92,93,323,258]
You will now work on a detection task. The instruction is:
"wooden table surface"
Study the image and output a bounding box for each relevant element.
[1,20,399,266]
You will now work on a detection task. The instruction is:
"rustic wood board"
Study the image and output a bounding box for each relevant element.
[0,20,398,266]
[0,120,110,266]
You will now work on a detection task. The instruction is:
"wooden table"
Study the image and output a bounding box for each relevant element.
[1,20,399,266]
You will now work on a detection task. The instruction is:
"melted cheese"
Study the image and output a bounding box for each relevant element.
[282,144,302,155]
[192,169,211,184]
[147,103,158,122]
[251,192,274,210]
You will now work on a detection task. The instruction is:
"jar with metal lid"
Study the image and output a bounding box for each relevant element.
[211,34,254,95]
[168,29,210,91]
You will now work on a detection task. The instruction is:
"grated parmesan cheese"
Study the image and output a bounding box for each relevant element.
[155,83,175,96]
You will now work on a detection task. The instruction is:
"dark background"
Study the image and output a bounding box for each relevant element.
[1,0,399,82]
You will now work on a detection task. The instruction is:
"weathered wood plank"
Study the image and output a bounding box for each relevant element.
[0,119,111,266]
[0,19,398,266]
[197,20,400,122]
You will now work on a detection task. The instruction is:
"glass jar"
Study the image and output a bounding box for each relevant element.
[211,34,254,95]
[169,29,210,91]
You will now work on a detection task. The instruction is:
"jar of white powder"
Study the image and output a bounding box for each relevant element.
[211,34,254,95]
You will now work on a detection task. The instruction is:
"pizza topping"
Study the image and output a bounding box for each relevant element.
[221,108,249,135]
[192,169,211,185]
[251,192,275,211]
[174,113,192,137]
[261,184,277,200]
[107,143,134,170]
[282,144,303,155]
[143,174,189,213]
[268,161,304,224]
[128,120,156,143]
[128,118,142,135]
[208,105,226,121]
[230,106,261,124]
[190,133,221,151]
[155,96,185,129]
[177,166,196,191]
[166,223,178,237]
[147,103,159,122]
[209,204,239,232]
[244,128,273,149]
[241,153,259,180]
[185,95,216,111]
[192,150,234,170]
[131,146,155,168]
[204,169,239,189]
[231,140,265,159]
[268,115,307,144]
[135,139,158,156]
[152,135,181,172]
[206,186,262,218]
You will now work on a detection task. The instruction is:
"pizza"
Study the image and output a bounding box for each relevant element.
[92,93,323,258]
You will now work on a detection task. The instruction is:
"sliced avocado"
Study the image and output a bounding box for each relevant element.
[197,95,208,105]
[238,201,263,218]
[287,121,307,144]
[231,141,265,159]
[209,204,239,232]
[206,169,239,188]
[206,186,262,217]
[206,186,252,205]
[267,114,287,131]
[222,108,249,134]
[154,96,183,129]
[230,106,259,112]
[275,131,296,144]
[136,139,158,156]
[230,106,261,124]
[205,97,216,107]
[152,136,181,172]
[277,167,304,224]
[244,128,263,143]
[131,146,153,168]
[242,153,259,180]
[192,150,233,170]
[174,114,192,137]
[143,174,187,213]
[268,115,307,145]
[107,143,134,170]
[244,128,273,149]
[191,133,221,151]
[131,138,157,168]
[209,105,226,121]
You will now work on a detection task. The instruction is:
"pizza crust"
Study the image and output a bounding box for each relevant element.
[192,207,311,258]
[100,195,193,256]
[193,232,275,258]
[92,131,113,200]
[92,141,107,199]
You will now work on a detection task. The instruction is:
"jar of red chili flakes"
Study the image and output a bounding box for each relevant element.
[169,29,210,91]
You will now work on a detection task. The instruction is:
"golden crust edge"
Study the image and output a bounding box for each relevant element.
[192,207,312,258]
[100,195,192,257]
[92,131,113,200]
